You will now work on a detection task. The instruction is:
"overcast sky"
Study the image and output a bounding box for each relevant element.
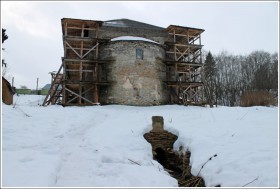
[1,1,278,89]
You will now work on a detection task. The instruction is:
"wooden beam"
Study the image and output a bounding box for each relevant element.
[67,86,94,104]
[65,41,82,58]
[62,61,66,105]
[62,58,113,63]
[42,63,63,106]
[82,43,99,59]
[67,26,98,31]
[64,69,93,72]
[65,21,68,36]
[81,24,84,38]
[65,87,95,105]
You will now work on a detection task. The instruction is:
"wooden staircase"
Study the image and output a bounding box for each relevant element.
[42,64,63,106]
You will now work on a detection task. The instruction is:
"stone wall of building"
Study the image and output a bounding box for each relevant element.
[98,26,168,44]
[99,40,168,105]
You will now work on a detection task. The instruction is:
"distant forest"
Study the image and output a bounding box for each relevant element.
[203,50,278,107]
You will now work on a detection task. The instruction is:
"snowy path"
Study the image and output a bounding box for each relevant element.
[53,112,106,186]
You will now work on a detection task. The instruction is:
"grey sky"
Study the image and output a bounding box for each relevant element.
[1,1,278,89]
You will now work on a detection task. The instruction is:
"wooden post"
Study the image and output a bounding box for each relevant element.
[65,21,68,36]
[81,23,84,37]
[79,36,84,104]
[186,29,189,44]
[174,45,177,61]
[96,24,99,38]
[79,62,82,104]
[173,29,176,42]
[36,77,39,95]
[62,61,66,105]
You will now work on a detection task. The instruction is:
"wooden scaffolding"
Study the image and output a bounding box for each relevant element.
[43,18,111,106]
[164,25,205,105]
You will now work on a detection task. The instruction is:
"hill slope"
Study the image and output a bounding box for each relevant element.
[2,95,278,187]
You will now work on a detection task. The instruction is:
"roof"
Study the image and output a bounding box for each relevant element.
[61,18,103,26]
[2,76,15,94]
[103,18,164,30]
[42,84,51,90]
[42,84,62,90]
[167,25,205,32]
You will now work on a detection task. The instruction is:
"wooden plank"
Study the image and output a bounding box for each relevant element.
[65,47,99,51]
[65,21,68,36]
[65,87,95,105]
[164,60,203,66]
[165,42,203,48]
[42,63,63,106]
[62,58,113,63]
[81,23,84,37]
[166,50,199,55]
[177,46,190,61]
[67,86,94,104]
[82,43,99,58]
[79,61,82,104]
[80,40,83,57]
[64,36,110,43]
[67,26,98,31]
[62,60,66,105]
[168,33,188,37]
[65,41,82,58]
[64,70,94,73]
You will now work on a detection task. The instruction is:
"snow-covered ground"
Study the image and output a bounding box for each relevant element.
[1,95,279,187]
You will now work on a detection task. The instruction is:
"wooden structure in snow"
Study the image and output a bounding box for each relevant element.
[43,18,205,106]
[164,25,205,105]
[2,77,15,105]
[43,18,111,106]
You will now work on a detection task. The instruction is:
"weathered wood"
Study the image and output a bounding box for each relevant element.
[67,86,94,104]
[67,26,98,31]
[165,25,205,105]
[65,87,95,105]
[65,41,82,58]
[82,43,99,59]
[62,58,113,63]
[42,64,63,106]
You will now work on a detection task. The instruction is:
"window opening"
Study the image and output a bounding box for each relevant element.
[136,48,143,59]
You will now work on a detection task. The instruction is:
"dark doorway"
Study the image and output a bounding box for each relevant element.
[155,147,166,166]
[84,26,89,37]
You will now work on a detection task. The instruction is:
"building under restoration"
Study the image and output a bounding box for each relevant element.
[43,18,205,106]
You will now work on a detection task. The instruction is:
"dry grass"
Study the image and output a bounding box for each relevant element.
[240,91,276,107]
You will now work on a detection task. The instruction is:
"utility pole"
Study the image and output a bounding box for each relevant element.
[12,77,14,87]
[36,77,39,95]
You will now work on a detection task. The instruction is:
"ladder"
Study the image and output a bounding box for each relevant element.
[42,64,63,106]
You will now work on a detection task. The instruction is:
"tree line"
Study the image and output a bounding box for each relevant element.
[203,50,278,107]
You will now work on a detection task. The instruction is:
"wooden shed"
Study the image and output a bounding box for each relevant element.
[2,77,15,105]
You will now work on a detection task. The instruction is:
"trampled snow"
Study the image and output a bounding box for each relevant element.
[1,95,279,187]
[111,36,159,44]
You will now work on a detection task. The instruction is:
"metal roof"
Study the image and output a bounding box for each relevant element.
[103,18,164,30]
